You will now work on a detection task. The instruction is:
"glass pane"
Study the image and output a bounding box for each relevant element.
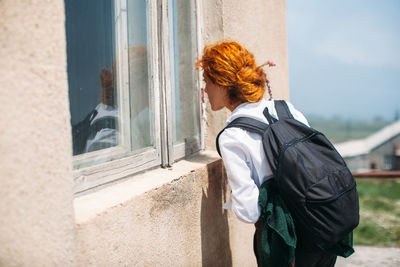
[127,0,153,151]
[170,0,200,144]
[66,0,119,156]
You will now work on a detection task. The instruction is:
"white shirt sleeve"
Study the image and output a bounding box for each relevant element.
[85,128,118,153]
[219,128,261,224]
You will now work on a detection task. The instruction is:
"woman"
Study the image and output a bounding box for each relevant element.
[84,67,118,153]
[197,41,338,267]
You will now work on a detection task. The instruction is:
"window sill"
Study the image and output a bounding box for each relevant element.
[74,150,221,224]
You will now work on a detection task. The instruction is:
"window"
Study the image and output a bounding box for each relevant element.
[384,155,393,170]
[65,0,202,194]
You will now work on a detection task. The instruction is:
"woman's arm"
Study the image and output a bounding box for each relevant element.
[219,128,261,223]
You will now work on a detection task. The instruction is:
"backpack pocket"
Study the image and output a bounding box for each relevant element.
[304,168,359,248]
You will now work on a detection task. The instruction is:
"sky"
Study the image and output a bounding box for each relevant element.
[287,0,400,120]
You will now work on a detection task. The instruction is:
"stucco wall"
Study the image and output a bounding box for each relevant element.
[0,0,75,266]
[198,0,290,265]
[200,0,232,150]
[222,0,290,101]
[203,0,290,149]
[0,0,288,266]
[74,153,237,266]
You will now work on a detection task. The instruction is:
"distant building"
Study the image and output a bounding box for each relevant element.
[334,120,400,172]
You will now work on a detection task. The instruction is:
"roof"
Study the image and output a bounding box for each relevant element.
[334,120,400,158]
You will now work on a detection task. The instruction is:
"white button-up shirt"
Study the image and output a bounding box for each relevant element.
[218,99,309,223]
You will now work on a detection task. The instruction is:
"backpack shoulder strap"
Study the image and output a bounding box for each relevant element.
[72,109,98,155]
[216,117,268,157]
[274,100,294,120]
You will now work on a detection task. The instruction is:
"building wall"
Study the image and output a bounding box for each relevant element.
[199,0,232,151]
[222,0,290,101]
[0,0,76,266]
[0,0,289,266]
[369,135,400,170]
[203,0,290,150]
[220,1,290,265]
[344,135,400,171]
[74,153,236,266]
[345,155,369,172]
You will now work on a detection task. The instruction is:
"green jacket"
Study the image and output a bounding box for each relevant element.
[255,179,354,267]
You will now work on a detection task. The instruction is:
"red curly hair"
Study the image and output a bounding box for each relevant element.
[100,66,115,106]
[196,41,267,103]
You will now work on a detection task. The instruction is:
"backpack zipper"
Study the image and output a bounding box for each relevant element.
[276,132,318,180]
[306,182,356,205]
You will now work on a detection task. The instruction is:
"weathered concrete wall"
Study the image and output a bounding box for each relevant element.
[222,0,290,101]
[74,153,234,266]
[202,0,290,150]
[0,0,75,266]
[0,0,288,266]
[202,1,290,265]
[200,0,232,151]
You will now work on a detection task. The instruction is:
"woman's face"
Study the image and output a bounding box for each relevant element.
[204,74,228,111]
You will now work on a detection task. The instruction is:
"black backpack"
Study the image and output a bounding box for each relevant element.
[216,100,359,251]
[72,109,116,155]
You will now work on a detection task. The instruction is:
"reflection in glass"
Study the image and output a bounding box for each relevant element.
[127,0,153,151]
[65,0,119,156]
[170,0,200,144]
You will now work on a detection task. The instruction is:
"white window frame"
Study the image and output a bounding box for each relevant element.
[71,0,203,195]
[167,0,203,164]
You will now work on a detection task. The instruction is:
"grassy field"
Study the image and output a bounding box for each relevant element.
[306,116,391,143]
[354,178,400,247]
